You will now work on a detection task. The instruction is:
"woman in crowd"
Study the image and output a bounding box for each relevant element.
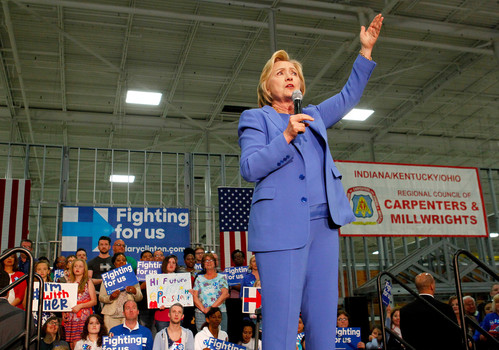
[57,255,76,283]
[100,252,142,331]
[448,296,462,327]
[297,315,306,350]
[385,306,403,350]
[177,248,197,334]
[337,310,365,349]
[154,254,179,332]
[194,307,228,350]
[63,258,97,349]
[191,253,229,332]
[2,251,25,308]
[473,293,499,349]
[239,255,260,297]
[74,314,108,350]
[237,13,383,350]
[40,316,70,350]
[238,319,262,350]
[138,250,155,334]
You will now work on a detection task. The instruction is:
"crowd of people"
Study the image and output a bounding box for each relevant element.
[1,239,498,350]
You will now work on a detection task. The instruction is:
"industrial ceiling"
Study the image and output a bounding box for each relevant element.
[0,0,498,231]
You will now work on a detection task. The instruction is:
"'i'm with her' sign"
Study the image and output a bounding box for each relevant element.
[146,273,193,308]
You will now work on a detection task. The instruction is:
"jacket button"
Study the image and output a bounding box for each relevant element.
[286,155,290,159]
[277,162,281,166]
[301,197,307,203]
[299,174,305,180]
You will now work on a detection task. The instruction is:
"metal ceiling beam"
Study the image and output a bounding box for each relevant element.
[57,5,67,111]
[160,4,200,119]
[13,0,497,55]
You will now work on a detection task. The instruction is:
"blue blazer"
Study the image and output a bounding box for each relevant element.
[238,56,376,252]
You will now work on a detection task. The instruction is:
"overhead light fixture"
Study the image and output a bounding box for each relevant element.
[343,108,374,121]
[490,232,498,238]
[109,175,135,183]
[372,250,379,255]
[126,90,162,105]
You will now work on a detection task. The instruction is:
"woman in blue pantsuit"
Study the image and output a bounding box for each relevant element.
[237,14,383,350]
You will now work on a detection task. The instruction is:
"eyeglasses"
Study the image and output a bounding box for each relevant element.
[47,321,59,326]
[114,243,125,247]
[204,259,214,262]
[338,318,348,321]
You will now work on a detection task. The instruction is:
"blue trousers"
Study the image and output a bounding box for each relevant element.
[256,217,339,350]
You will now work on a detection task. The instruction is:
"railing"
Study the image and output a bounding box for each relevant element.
[453,249,499,350]
[0,247,43,350]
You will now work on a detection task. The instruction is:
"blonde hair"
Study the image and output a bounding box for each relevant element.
[257,50,306,107]
[69,258,89,294]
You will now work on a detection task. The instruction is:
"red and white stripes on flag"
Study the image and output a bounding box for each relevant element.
[0,179,31,252]
[219,231,249,270]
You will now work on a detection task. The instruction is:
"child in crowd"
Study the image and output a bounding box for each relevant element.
[238,320,262,350]
[366,325,383,349]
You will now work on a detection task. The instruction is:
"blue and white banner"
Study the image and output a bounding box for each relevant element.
[223,266,248,286]
[335,327,362,350]
[103,334,144,350]
[205,337,245,350]
[136,261,162,281]
[102,264,139,294]
[382,280,392,306]
[61,206,190,261]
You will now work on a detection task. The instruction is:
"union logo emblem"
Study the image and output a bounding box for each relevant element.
[346,186,383,224]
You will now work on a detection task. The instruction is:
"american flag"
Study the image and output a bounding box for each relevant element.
[218,187,253,270]
[0,179,31,252]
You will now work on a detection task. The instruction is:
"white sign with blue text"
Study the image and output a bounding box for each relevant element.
[61,207,190,261]
[102,264,139,294]
[32,282,78,312]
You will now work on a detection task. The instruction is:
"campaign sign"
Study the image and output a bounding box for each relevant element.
[382,280,392,306]
[242,287,261,314]
[146,272,193,308]
[223,266,248,286]
[336,161,488,237]
[195,263,202,271]
[61,206,190,261]
[102,264,139,294]
[102,335,143,350]
[53,269,65,281]
[136,261,162,281]
[336,327,362,350]
[205,337,246,350]
[32,282,77,312]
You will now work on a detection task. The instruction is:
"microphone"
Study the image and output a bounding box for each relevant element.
[292,90,305,134]
[292,90,303,114]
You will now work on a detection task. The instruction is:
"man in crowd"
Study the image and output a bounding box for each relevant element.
[76,248,87,261]
[464,295,479,320]
[194,246,204,265]
[87,236,112,293]
[400,272,464,350]
[110,300,153,350]
[112,239,137,270]
[18,239,35,274]
[153,303,194,350]
[478,283,499,321]
[153,249,165,262]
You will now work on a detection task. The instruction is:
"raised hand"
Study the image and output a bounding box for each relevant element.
[360,14,384,58]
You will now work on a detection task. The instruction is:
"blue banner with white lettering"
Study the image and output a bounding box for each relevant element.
[205,337,246,350]
[223,266,248,286]
[102,334,143,350]
[335,327,362,350]
[136,261,162,281]
[61,207,190,261]
[382,280,392,306]
[102,264,139,294]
